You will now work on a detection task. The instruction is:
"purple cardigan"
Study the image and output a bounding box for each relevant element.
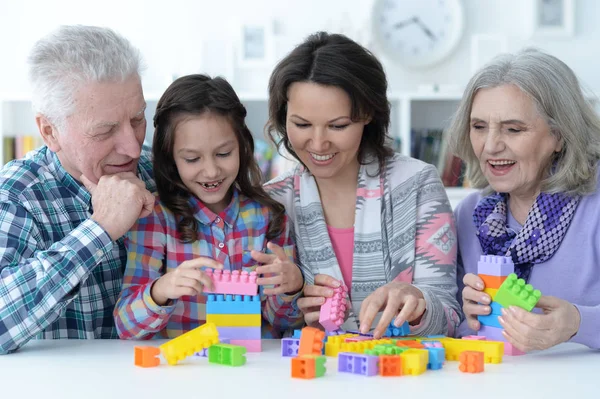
[455,184,600,349]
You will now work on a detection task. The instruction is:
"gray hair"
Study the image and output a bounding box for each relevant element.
[448,48,600,196]
[28,25,144,129]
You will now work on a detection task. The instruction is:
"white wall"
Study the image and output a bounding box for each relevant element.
[1,0,600,95]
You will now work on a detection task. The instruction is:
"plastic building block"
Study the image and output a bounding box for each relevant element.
[229,339,261,352]
[338,353,379,376]
[345,336,374,342]
[160,322,219,365]
[396,340,424,349]
[477,313,502,328]
[298,326,326,356]
[203,269,258,296]
[463,335,486,341]
[442,338,504,364]
[400,349,428,375]
[425,347,445,370]
[195,338,230,357]
[477,255,515,276]
[504,341,525,356]
[206,294,260,314]
[282,338,300,357]
[326,329,347,336]
[364,345,407,356]
[422,340,443,348]
[208,344,247,366]
[134,346,161,368]
[478,274,508,289]
[216,326,261,340]
[478,325,504,341]
[206,313,261,327]
[292,329,302,339]
[489,301,504,315]
[483,287,498,300]
[495,273,542,311]
[384,320,410,337]
[291,356,326,379]
[319,284,348,331]
[459,351,484,373]
[379,355,402,376]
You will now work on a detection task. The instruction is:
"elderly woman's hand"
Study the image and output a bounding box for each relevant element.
[461,272,493,330]
[358,281,426,339]
[296,274,342,328]
[499,296,581,352]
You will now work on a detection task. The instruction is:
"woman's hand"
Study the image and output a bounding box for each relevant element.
[461,273,493,330]
[499,296,581,352]
[151,257,223,306]
[252,242,304,295]
[359,281,426,339]
[296,274,342,328]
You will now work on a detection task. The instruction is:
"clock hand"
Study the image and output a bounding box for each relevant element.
[415,17,437,41]
[393,16,418,30]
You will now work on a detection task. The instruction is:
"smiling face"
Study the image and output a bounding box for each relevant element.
[49,75,146,183]
[173,112,240,214]
[285,82,368,182]
[469,84,563,198]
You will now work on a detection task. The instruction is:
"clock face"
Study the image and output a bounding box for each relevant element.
[371,0,465,68]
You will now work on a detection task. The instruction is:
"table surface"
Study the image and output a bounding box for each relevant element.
[0,339,597,399]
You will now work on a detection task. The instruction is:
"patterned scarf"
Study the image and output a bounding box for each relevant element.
[473,191,580,282]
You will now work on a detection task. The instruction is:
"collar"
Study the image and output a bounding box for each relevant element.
[190,188,240,228]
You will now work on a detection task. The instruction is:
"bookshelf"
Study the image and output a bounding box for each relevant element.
[0,91,477,208]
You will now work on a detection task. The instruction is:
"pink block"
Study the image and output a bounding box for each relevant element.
[504,341,525,356]
[229,339,262,352]
[319,284,348,331]
[462,335,486,341]
[203,269,258,296]
[345,336,374,343]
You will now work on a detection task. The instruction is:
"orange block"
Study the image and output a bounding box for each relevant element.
[459,351,484,373]
[298,326,325,356]
[134,346,161,368]
[479,274,507,289]
[379,355,402,376]
[396,340,424,349]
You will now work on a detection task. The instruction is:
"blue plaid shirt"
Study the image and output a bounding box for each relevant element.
[0,146,155,354]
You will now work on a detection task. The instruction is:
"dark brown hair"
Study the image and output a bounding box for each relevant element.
[152,74,286,243]
[266,32,394,174]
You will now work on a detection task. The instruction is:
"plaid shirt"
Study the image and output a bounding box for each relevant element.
[114,189,304,339]
[0,146,155,354]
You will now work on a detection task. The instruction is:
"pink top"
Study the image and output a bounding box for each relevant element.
[327,225,355,290]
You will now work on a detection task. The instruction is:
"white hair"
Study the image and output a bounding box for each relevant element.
[28,25,144,128]
[448,48,600,196]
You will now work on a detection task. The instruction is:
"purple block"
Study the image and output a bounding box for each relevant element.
[195,338,230,357]
[477,255,514,277]
[338,353,379,376]
[216,326,261,340]
[478,325,505,341]
[281,338,300,357]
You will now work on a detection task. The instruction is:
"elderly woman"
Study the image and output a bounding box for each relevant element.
[450,48,600,351]
[263,32,462,338]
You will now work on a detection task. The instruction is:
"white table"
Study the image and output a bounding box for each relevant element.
[0,339,597,399]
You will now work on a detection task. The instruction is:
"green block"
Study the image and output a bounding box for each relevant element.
[495,273,541,311]
[314,356,326,377]
[208,344,246,366]
[374,344,405,355]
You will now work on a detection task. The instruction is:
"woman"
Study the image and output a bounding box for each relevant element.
[450,48,600,351]
[263,32,462,338]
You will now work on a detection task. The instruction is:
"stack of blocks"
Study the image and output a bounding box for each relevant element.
[291,327,327,379]
[204,269,262,352]
[476,255,541,356]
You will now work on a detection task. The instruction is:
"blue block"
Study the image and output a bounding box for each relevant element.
[384,320,410,337]
[478,313,502,328]
[490,301,504,315]
[425,347,445,370]
[206,294,260,314]
[292,329,302,339]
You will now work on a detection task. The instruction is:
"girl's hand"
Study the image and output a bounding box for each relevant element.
[462,273,492,331]
[359,281,426,339]
[150,257,223,306]
[296,274,342,328]
[252,242,303,295]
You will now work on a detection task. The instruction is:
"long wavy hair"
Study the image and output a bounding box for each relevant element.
[152,74,286,243]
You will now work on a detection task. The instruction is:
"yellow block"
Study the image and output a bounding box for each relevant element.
[160,322,219,365]
[442,338,504,364]
[483,287,498,300]
[401,349,428,375]
[206,313,261,327]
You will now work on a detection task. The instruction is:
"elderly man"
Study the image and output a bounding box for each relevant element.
[0,25,156,354]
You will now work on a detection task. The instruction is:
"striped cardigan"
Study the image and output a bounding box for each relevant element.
[264,153,463,336]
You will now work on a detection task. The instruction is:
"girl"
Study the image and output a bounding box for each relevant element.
[114,74,304,339]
